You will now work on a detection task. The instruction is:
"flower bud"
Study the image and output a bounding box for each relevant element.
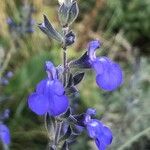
[65,31,75,46]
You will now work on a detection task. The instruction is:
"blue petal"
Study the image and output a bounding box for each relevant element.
[52,80,64,96]
[36,79,47,94]
[101,126,113,145]
[95,138,107,150]
[28,93,49,115]
[86,119,103,138]
[0,124,10,144]
[95,126,112,150]
[86,119,113,150]
[48,94,69,116]
[88,40,101,61]
[92,59,103,75]
[36,79,55,96]
[96,57,123,91]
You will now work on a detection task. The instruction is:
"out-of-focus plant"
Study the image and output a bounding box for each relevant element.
[0,109,11,150]
[27,0,123,150]
[92,0,150,55]
[6,1,34,44]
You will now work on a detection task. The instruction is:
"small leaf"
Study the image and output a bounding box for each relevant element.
[69,52,91,69]
[61,141,69,150]
[68,2,79,25]
[59,126,72,143]
[67,134,78,144]
[60,108,71,118]
[49,146,56,150]
[65,86,78,96]
[39,15,63,43]
[65,0,73,6]
[73,72,85,86]
[66,73,73,87]
[58,4,69,26]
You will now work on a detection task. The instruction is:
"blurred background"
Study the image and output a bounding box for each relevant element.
[0,0,150,149]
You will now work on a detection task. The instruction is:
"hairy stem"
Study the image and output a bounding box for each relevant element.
[54,121,62,149]
[62,26,69,86]
[63,47,67,86]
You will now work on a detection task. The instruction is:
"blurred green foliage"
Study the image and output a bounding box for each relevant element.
[0,0,150,150]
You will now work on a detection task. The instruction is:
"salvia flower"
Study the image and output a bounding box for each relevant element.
[84,108,113,150]
[28,61,69,116]
[88,40,123,91]
[0,124,10,145]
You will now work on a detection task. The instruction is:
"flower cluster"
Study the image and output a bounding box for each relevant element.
[27,0,123,149]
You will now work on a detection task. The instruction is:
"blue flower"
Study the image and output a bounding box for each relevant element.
[87,40,123,91]
[84,109,113,150]
[0,124,10,145]
[28,61,69,116]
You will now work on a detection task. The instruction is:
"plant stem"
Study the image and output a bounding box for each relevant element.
[54,121,62,148]
[2,143,9,150]
[62,26,69,86]
[63,47,67,86]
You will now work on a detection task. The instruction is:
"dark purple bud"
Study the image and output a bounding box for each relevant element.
[65,31,75,46]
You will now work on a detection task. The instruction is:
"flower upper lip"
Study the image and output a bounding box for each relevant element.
[87,40,123,91]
